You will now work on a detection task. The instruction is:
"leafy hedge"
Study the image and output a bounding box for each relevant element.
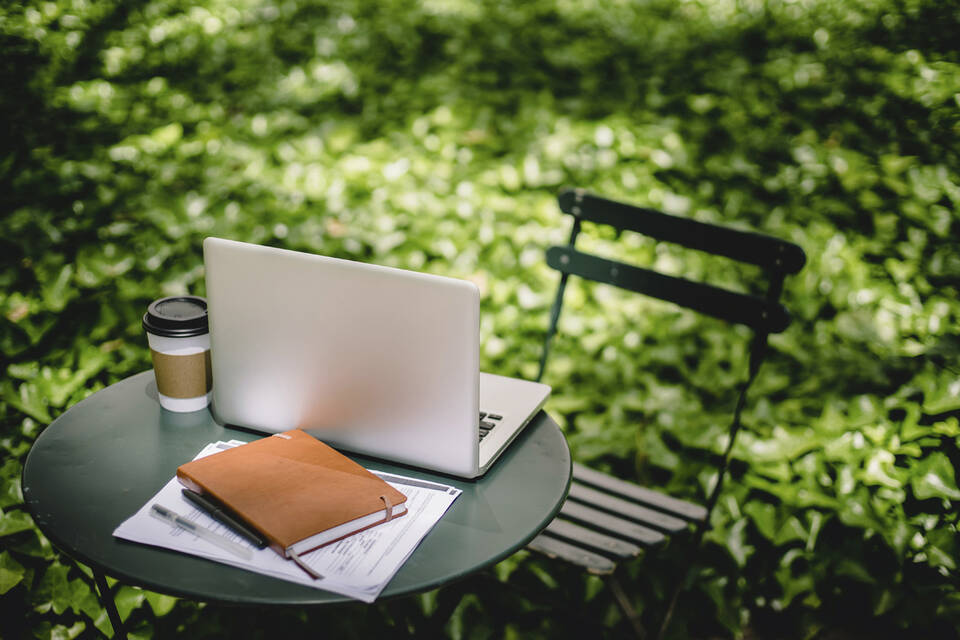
[2,0,959,637]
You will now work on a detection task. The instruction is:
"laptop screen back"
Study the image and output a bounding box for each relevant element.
[203,237,481,476]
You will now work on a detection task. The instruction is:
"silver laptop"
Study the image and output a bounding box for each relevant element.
[203,237,551,478]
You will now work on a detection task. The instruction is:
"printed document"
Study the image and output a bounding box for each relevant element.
[113,440,462,602]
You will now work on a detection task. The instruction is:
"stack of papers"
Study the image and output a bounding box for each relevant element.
[113,440,461,602]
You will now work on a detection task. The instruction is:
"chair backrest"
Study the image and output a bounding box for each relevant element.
[537,188,806,383]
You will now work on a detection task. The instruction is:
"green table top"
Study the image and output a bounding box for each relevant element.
[23,371,571,605]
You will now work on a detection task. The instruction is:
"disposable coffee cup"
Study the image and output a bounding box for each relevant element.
[142,296,212,413]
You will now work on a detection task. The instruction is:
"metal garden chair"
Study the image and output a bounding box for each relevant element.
[527,188,805,637]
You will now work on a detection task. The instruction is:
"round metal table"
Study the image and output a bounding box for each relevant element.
[23,371,570,635]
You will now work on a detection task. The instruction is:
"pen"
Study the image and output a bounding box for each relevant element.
[181,488,268,549]
[150,503,253,560]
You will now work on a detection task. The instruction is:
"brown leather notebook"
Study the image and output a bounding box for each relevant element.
[176,429,407,575]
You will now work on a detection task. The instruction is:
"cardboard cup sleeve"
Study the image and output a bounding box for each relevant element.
[150,349,213,399]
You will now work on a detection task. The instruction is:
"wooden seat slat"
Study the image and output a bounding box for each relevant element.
[527,534,617,575]
[573,463,707,523]
[542,518,643,558]
[568,483,689,533]
[560,501,665,547]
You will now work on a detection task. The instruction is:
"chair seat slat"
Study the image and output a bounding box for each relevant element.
[543,518,643,558]
[568,483,688,533]
[560,501,665,547]
[527,534,617,575]
[573,463,707,522]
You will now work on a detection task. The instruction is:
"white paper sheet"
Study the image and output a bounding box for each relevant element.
[113,441,461,602]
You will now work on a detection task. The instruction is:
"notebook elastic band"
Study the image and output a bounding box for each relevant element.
[287,547,324,581]
[380,495,394,522]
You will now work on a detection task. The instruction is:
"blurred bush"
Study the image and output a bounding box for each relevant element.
[1,0,959,638]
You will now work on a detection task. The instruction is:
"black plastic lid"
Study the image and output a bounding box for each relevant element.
[142,296,209,338]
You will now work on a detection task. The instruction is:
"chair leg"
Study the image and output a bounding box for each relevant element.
[537,271,570,383]
[658,344,768,640]
[92,569,127,640]
[606,573,647,640]
[655,571,684,640]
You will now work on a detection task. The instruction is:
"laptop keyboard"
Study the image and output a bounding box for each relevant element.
[478,412,502,441]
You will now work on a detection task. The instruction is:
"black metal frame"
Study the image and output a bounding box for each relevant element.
[533,188,805,639]
[93,569,127,639]
[537,188,804,383]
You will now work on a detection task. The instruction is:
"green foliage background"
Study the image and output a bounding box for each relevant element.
[2,0,959,637]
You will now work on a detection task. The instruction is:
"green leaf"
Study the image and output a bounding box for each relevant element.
[742,474,839,510]
[115,585,146,621]
[910,452,960,501]
[932,417,960,438]
[724,518,754,568]
[881,518,912,558]
[0,551,26,594]
[937,591,960,619]
[773,516,807,546]
[31,621,87,640]
[873,588,899,617]
[32,562,72,615]
[805,510,826,552]
[752,460,792,482]
[862,450,903,489]
[835,557,875,583]
[0,379,53,423]
[0,458,23,508]
[39,264,77,313]
[925,527,958,570]
[149,122,184,150]
[700,573,741,634]
[837,489,881,531]
[493,552,526,583]
[585,574,605,602]
[68,576,102,620]
[416,588,439,617]
[35,346,111,409]
[774,549,813,609]
[145,590,178,617]
[6,527,54,559]
[75,244,136,288]
[638,428,680,471]
[924,379,960,415]
[91,608,114,639]
[0,508,35,537]
[445,593,487,640]
[127,621,158,640]
[545,394,592,415]
[743,501,777,541]
[526,563,558,590]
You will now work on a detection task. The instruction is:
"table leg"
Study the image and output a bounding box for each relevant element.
[92,569,127,640]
